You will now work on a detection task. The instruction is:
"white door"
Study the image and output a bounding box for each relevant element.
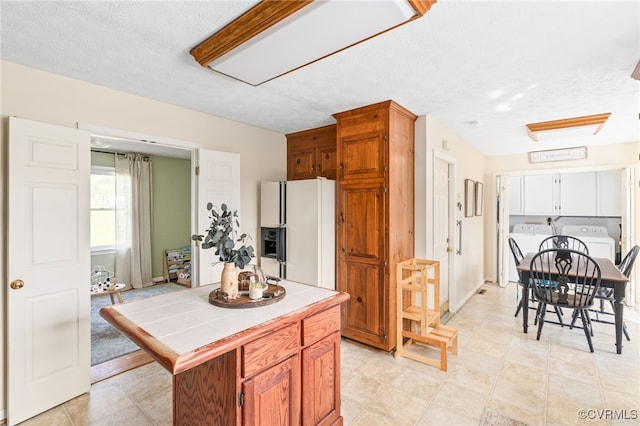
[195,150,240,286]
[7,117,91,425]
[621,167,636,305]
[433,157,451,315]
[496,175,511,287]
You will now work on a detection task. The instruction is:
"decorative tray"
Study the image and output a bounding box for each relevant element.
[208,283,286,309]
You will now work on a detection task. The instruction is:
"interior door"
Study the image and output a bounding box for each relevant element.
[621,167,636,305]
[7,117,91,425]
[195,150,240,286]
[433,157,451,314]
[496,175,511,288]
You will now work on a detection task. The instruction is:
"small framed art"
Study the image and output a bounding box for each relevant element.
[475,181,484,216]
[465,179,475,217]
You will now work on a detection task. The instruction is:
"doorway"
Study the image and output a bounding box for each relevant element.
[89,134,194,380]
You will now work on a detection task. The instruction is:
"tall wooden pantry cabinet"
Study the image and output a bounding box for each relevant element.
[333,100,416,351]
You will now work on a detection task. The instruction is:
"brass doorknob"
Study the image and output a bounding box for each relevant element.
[10,279,24,290]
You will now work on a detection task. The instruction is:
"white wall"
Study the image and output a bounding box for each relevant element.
[0,60,287,420]
[415,115,487,311]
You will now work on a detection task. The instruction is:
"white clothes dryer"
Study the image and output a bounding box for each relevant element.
[562,225,616,261]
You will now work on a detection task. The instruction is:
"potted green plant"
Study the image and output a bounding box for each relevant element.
[192,203,255,298]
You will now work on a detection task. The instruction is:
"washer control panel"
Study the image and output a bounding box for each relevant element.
[562,225,610,237]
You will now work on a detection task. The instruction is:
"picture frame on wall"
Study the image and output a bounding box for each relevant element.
[475,181,484,216]
[465,179,475,217]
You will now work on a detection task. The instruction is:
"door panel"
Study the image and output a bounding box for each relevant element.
[8,117,91,425]
[196,150,240,286]
[242,355,300,426]
[339,182,384,260]
[339,131,386,180]
[301,332,340,426]
[339,260,385,347]
[433,158,450,312]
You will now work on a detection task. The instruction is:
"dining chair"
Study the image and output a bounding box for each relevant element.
[579,245,639,341]
[509,237,527,317]
[538,235,589,253]
[510,236,565,325]
[529,248,601,352]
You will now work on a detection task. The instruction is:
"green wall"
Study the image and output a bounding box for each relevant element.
[90,152,191,281]
[151,156,191,279]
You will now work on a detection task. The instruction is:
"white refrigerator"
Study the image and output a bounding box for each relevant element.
[259,178,335,290]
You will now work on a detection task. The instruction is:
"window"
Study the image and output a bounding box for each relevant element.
[91,166,116,252]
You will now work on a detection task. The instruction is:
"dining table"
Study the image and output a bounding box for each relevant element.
[517,252,630,354]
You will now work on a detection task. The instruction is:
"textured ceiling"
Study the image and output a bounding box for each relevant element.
[1,1,639,156]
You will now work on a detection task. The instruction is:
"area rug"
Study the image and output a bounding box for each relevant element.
[91,282,186,365]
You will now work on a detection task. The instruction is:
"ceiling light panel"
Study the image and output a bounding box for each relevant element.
[525,113,611,142]
[192,0,435,86]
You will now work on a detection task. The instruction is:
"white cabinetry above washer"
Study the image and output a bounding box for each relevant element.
[596,170,622,217]
[510,170,623,217]
[559,172,596,216]
[523,174,558,216]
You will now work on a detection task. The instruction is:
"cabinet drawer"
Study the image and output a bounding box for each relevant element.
[302,305,341,347]
[242,323,300,378]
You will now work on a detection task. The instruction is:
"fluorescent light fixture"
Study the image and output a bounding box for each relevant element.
[190,0,436,86]
[525,113,611,142]
[529,146,587,163]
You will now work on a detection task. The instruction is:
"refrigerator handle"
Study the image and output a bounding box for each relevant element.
[277,227,287,263]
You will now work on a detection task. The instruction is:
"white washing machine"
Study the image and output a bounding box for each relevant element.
[562,225,616,261]
[509,224,554,282]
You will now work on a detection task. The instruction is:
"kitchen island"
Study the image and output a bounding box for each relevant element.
[100,280,349,426]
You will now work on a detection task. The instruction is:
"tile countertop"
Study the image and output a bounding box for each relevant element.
[100,280,346,373]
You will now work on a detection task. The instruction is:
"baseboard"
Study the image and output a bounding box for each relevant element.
[0,408,6,425]
[152,276,165,283]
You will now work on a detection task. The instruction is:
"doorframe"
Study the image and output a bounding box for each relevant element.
[78,123,201,285]
[432,149,457,313]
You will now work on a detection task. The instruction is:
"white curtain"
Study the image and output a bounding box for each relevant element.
[115,153,153,289]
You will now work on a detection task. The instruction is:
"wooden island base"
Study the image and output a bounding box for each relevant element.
[100,281,349,425]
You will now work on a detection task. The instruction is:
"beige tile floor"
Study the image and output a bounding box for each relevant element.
[19,282,639,426]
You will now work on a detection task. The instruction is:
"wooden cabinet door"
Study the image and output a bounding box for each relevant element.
[242,355,301,426]
[337,181,387,348]
[317,145,337,180]
[288,148,316,181]
[339,131,386,180]
[301,331,341,426]
[339,259,386,348]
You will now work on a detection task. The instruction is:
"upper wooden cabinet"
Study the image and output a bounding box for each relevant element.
[286,124,337,180]
[333,100,416,352]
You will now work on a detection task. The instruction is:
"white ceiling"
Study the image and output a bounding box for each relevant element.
[1,1,639,156]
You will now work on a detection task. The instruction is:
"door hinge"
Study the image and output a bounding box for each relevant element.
[195,166,200,176]
[384,186,387,193]
[384,260,388,267]
[238,392,244,407]
[383,330,387,341]
[383,133,388,142]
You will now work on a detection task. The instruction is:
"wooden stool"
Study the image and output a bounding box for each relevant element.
[395,258,458,371]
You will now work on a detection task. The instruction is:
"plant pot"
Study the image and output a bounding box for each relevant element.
[220,262,239,299]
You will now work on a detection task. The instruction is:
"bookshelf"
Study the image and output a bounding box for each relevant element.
[163,246,191,285]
